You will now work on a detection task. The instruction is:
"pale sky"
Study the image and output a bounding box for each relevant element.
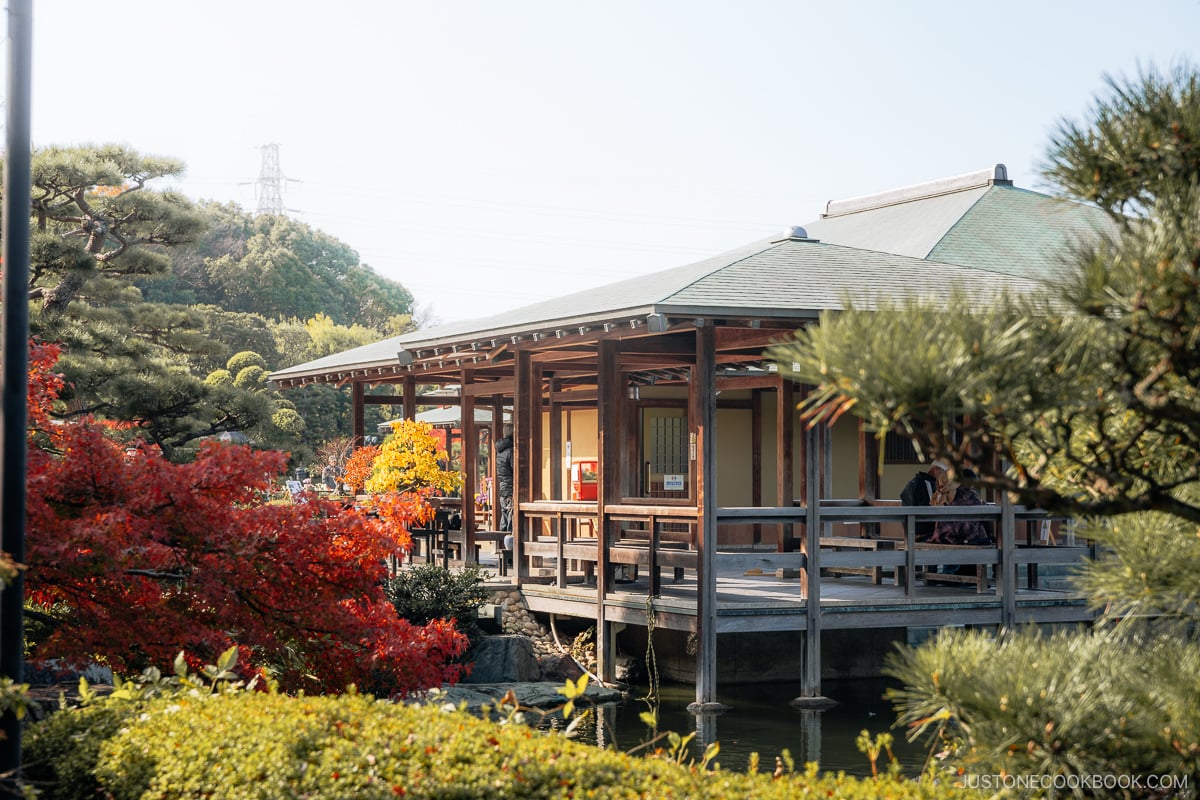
[21,1,1200,325]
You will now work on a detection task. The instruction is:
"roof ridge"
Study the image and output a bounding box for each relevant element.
[822,164,1013,218]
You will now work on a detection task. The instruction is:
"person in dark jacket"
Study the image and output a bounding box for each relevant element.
[495,424,514,539]
[930,468,994,546]
[899,458,949,541]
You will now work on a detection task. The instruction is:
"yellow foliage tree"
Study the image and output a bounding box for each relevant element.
[365,420,462,496]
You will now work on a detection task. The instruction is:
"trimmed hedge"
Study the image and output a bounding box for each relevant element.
[25,690,981,799]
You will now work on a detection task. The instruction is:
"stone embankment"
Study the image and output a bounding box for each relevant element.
[427,588,623,713]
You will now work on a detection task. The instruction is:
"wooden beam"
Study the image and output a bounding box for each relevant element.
[530,347,596,363]
[714,327,792,350]
[462,378,516,397]
[716,374,780,392]
[617,335,697,356]
[549,388,598,404]
[362,395,408,405]
[618,353,696,368]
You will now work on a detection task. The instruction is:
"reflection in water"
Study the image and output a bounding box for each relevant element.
[568,678,927,776]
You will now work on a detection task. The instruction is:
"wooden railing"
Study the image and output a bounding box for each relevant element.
[515,499,1091,601]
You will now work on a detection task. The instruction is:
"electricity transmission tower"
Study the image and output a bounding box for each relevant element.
[248,143,298,216]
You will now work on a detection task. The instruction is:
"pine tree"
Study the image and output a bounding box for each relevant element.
[12,144,299,459]
[769,64,1200,787]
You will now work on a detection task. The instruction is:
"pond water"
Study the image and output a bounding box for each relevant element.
[566,678,931,776]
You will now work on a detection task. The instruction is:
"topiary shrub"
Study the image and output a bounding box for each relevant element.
[233,364,267,390]
[384,563,491,650]
[226,351,267,375]
[28,688,982,800]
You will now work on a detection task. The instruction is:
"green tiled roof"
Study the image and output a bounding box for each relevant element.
[269,236,1039,383]
[803,182,1115,282]
[928,186,1114,280]
[269,168,1111,384]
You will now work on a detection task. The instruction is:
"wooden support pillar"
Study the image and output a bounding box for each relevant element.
[523,360,544,501]
[999,491,1016,628]
[801,421,823,698]
[751,388,763,545]
[857,419,880,500]
[460,368,477,556]
[775,377,794,551]
[514,351,532,583]
[548,378,563,500]
[490,394,504,532]
[402,376,416,423]
[351,382,365,446]
[693,326,718,708]
[858,419,881,536]
[595,339,620,683]
[821,423,832,499]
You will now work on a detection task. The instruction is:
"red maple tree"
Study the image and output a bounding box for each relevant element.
[24,342,468,695]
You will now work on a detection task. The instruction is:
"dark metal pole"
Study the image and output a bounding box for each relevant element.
[1,0,32,794]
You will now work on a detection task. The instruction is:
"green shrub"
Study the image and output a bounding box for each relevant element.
[384,563,491,650]
[233,364,267,390]
[24,701,136,800]
[29,689,982,799]
[226,351,267,375]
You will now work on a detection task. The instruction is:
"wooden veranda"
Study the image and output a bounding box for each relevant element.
[274,315,1096,706]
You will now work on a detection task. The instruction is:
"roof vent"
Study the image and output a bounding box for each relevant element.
[772,225,818,244]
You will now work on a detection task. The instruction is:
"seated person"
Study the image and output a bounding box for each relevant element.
[900,459,950,541]
[929,468,995,546]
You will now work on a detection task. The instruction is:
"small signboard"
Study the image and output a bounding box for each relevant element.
[663,474,686,491]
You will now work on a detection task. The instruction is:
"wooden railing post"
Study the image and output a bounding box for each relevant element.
[1000,493,1016,628]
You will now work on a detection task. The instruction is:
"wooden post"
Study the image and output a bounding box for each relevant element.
[548,377,563,500]
[351,382,365,446]
[514,351,531,582]
[776,377,794,551]
[693,326,718,708]
[460,369,477,556]
[904,513,917,599]
[751,388,763,545]
[801,422,822,698]
[1000,491,1016,628]
[402,376,416,423]
[595,339,619,683]
[858,419,881,536]
[821,422,833,500]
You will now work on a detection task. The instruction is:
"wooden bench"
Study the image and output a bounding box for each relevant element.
[616,528,692,583]
[411,529,506,569]
[895,542,993,593]
[819,535,896,585]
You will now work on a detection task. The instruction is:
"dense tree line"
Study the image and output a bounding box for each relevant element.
[10,143,413,464]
